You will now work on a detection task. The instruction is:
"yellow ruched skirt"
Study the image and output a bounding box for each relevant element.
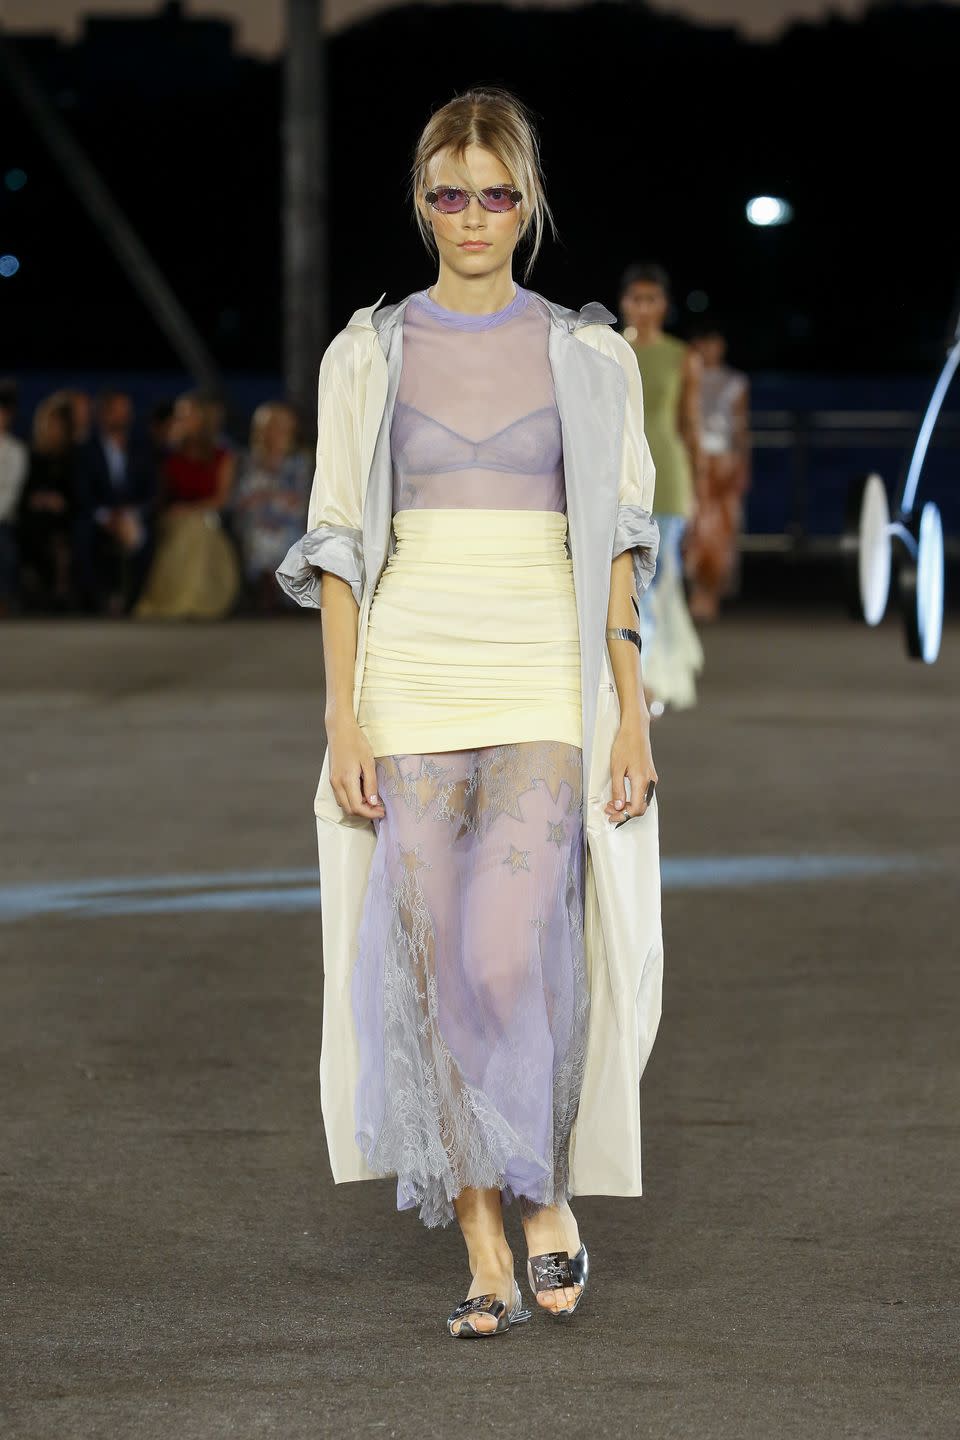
[357,508,582,757]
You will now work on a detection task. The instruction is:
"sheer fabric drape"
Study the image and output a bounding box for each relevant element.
[351,288,590,1226]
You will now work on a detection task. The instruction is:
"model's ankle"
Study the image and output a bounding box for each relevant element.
[467,1240,513,1275]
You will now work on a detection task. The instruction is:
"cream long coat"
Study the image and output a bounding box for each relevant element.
[277,288,664,1198]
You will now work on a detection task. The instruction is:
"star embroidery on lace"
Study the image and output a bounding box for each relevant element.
[466,757,527,829]
[434,776,481,840]
[505,845,531,875]
[531,746,581,808]
[547,819,566,848]
[395,755,453,821]
[399,843,429,874]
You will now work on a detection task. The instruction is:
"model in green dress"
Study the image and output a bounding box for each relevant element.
[619,263,704,709]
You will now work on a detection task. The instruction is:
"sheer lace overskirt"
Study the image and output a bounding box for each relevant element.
[352,739,589,1228]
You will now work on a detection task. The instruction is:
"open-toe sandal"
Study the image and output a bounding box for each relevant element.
[526,1244,589,1321]
[447,1278,531,1339]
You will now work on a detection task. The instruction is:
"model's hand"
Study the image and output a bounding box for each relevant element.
[605,716,657,824]
[326,713,386,820]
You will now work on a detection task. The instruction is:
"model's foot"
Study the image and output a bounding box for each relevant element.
[449,1244,516,1336]
[521,1200,583,1314]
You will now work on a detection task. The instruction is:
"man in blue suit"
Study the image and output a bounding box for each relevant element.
[74,389,159,614]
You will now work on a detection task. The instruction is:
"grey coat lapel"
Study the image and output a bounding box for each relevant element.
[531,292,624,839]
[363,297,411,599]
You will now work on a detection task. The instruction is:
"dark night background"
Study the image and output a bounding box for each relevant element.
[3,0,959,378]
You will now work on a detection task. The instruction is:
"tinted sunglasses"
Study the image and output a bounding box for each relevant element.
[423,184,523,215]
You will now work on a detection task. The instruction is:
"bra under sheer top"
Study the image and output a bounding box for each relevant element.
[390,285,566,514]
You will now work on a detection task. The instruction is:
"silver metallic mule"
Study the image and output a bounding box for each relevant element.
[526,1244,589,1321]
[447,1278,532,1338]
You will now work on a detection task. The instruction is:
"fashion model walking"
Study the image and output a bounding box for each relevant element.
[620,263,704,710]
[279,88,665,1338]
[686,324,751,620]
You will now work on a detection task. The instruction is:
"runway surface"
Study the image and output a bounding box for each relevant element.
[2,613,958,1439]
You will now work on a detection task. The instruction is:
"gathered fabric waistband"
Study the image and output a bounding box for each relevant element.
[391,507,569,564]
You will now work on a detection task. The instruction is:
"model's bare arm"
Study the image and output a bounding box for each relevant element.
[678,347,705,502]
[320,572,385,820]
[733,381,751,494]
[604,551,657,822]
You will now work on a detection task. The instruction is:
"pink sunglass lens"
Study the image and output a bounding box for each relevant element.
[481,188,518,211]
[432,189,468,213]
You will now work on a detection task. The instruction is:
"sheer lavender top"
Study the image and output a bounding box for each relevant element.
[390,285,566,514]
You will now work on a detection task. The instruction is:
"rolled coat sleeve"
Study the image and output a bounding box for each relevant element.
[276,334,366,608]
[585,327,660,602]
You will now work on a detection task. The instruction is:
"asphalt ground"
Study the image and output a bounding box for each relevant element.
[2,612,957,1439]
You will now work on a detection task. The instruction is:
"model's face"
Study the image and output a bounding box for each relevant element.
[419,143,522,278]
[691,335,725,367]
[621,282,667,333]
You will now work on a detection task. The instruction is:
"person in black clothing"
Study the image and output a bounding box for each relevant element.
[73,389,159,614]
[17,392,76,612]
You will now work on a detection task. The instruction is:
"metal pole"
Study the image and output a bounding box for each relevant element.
[0,29,223,394]
[284,0,326,445]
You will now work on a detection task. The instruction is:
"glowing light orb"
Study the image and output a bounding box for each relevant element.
[746,195,793,227]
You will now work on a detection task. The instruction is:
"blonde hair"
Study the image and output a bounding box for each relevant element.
[409,87,557,282]
[249,401,299,464]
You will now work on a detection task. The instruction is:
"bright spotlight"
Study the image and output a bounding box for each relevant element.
[746,195,793,227]
[0,255,20,278]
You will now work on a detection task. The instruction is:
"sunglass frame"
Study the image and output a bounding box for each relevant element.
[423,185,523,214]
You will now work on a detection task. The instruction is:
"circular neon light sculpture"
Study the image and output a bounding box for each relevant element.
[848,320,954,663]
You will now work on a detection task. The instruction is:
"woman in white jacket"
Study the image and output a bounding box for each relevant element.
[278,87,663,1338]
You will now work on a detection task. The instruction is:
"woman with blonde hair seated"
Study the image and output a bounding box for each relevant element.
[135,391,240,620]
[17,391,77,612]
[232,401,309,613]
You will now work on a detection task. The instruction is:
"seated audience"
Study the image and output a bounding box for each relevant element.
[73,388,159,615]
[134,391,240,620]
[232,401,309,613]
[17,392,76,612]
[0,380,29,616]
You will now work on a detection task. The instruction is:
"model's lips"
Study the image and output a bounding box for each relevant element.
[459,241,491,249]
